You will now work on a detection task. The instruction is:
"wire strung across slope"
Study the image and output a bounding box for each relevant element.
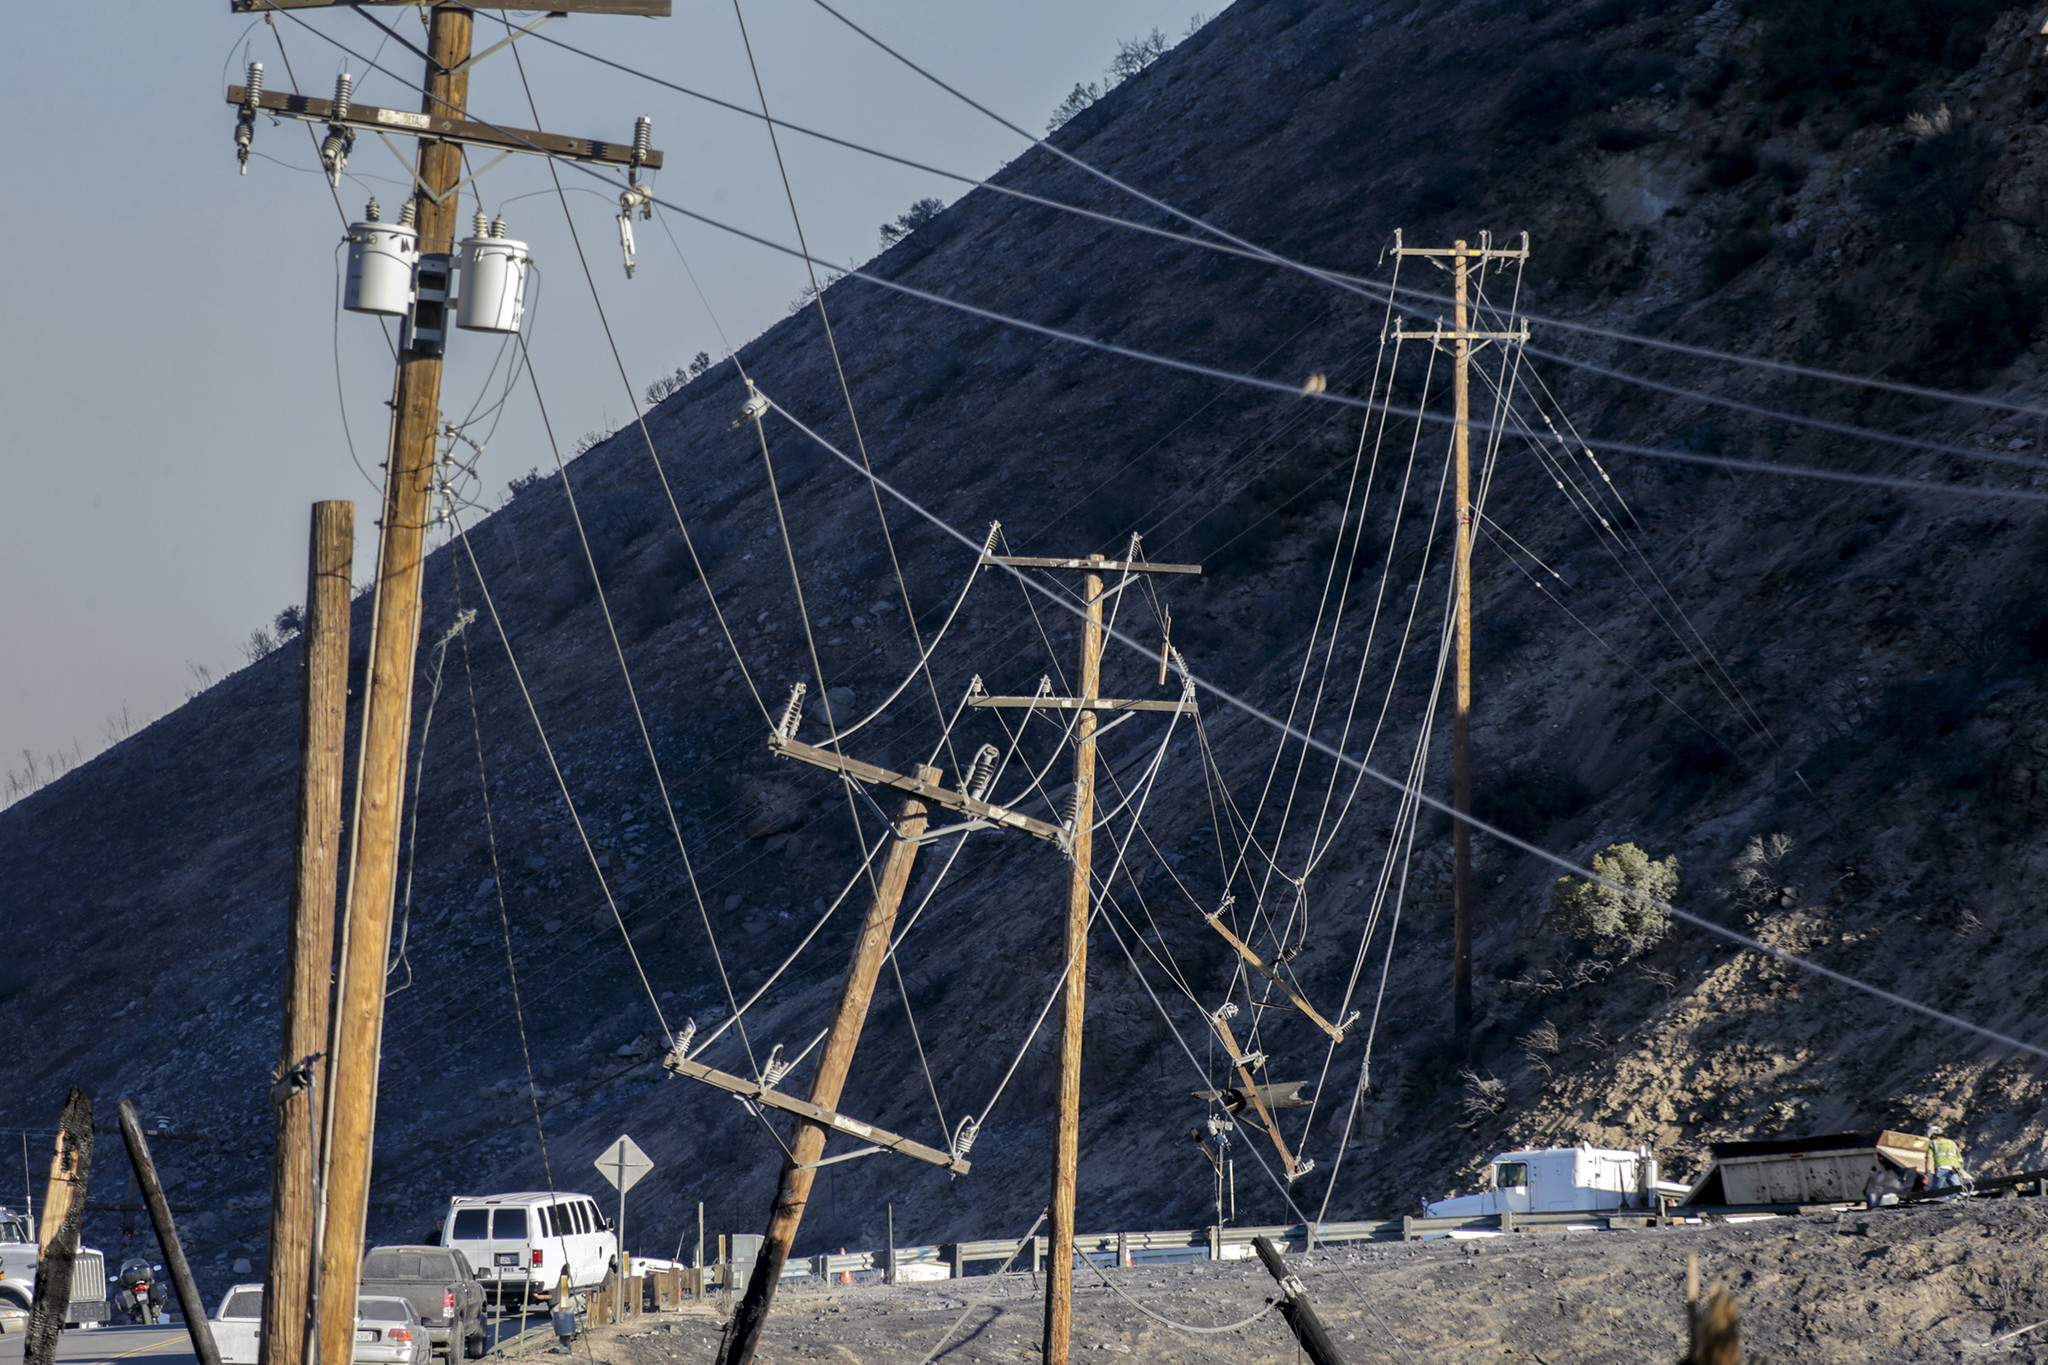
[791,0,2048,444]
[499,33,775,734]
[260,8,2048,511]
[725,0,963,782]
[445,508,677,1043]
[755,387,2048,1060]
[500,11,2048,428]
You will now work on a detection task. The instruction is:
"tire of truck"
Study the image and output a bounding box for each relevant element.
[464,1328,486,1360]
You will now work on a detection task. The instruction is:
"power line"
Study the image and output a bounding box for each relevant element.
[753,387,2048,1062]
[268,9,2048,513]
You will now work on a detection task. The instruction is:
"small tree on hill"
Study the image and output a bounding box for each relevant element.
[1549,842,1679,959]
[878,197,946,249]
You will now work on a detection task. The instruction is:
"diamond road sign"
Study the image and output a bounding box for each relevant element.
[594,1134,654,1194]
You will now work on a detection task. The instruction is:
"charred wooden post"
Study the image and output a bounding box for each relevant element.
[25,1090,93,1365]
[118,1100,222,1365]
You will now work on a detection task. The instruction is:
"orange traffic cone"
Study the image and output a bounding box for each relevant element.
[837,1248,853,1285]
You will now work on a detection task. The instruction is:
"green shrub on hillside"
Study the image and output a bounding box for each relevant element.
[1549,842,1679,958]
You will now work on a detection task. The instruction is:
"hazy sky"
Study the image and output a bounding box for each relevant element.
[0,0,1213,785]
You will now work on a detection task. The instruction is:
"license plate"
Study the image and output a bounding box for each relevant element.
[493,1253,519,1267]
[356,1330,377,1342]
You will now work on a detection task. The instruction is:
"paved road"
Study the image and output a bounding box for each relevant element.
[0,1313,546,1365]
[0,1324,193,1365]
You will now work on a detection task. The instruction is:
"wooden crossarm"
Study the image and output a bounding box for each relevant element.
[1208,1014,1308,1181]
[980,555,1201,575]
[225,86,663,169]
[233,0,670,13]
[664,1054,969,1174]
[968,696,1195,713]
[768,734,1066,844]
[1201,914,1350,1043]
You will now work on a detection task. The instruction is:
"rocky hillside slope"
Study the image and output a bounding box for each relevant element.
[8,0,2048,1293]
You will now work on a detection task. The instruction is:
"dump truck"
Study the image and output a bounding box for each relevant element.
[1678,1130,1931,1206]
[1425,1145,1689,1219]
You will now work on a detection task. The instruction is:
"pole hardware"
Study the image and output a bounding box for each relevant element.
[234,62,264,173]
[224,85,665,172]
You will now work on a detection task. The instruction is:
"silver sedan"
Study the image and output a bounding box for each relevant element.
[354,1296,431,1365]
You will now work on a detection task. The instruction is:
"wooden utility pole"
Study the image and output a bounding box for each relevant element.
[717,771,939,1365]
[25,1089,92,1365]
[1251,1235,1348,1365]
[732,532,1198,1365]
[966,547,1199,1365]
[117,1101,221,1365]
[262,502,351,1365]
[217,12,664,1365]
[1042,560,1103,1365]
[314,16,472,1365]
[1391,234,1529,1043]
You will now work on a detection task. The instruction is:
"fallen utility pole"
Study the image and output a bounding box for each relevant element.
[263,502,351,1365]
[118,1100,222,1365]
[25,1089,92,1365]
[716,771,940,1365]
[1390,232,1529,1043]
[970,547,1201,1365]
[1251,1234,1348,1365]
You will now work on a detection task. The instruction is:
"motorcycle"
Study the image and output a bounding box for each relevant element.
[116,1261,165,1326]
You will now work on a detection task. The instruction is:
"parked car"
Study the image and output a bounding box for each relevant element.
[354,1295,431,1365]
[442,1193,617,1309]
[211,1284,264,1365]
[359,1245,486,1359]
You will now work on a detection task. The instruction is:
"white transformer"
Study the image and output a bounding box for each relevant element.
[344,200,419,317]
[458,215,530,334]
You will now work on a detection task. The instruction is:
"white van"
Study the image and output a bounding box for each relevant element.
[441,1193,616,1306]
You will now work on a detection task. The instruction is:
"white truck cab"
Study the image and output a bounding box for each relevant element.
[0,1206,109,1328]
[441,1193,616,1306]
[1426,1145,1688,1218]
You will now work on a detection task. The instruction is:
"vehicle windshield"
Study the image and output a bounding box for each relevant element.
[1492,1162,1529,1188]
[492,1209,528,1240]
[363,1253,428,1280]
[358,1299,413,1323]
[450,1210,489,1241]
[222,1290,264,1321]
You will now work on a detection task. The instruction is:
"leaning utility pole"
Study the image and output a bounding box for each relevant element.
[716,766,941,1365]
[262,502,352,1365]
[221,8,667,1365]
[117,1100,222,1365]
[24,1089,92,1365]
[968,548,1200,1365]
[1390,234,1529,1042]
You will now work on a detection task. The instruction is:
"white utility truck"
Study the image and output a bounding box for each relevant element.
[0,1206,110,1328]
[1426,1145,1689,1219]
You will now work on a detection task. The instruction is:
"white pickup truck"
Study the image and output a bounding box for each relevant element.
[1426,1145,1689,1220]
[212,1284,264,1365]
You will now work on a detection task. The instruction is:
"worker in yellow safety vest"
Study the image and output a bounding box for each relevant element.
[1926,1126,1968,1191]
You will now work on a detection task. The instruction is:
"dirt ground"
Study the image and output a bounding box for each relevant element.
[511,1198,2048,1364]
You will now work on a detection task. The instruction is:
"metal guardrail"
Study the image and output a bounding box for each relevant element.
[763,1203,1860,1282]
[674,1188,2027,1294]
